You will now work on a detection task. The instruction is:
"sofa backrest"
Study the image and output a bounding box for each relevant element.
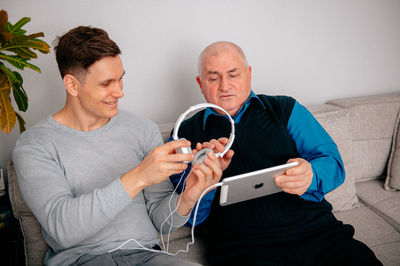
[328,92,400,182]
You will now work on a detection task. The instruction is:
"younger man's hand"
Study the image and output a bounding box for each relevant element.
[121,139,194,198]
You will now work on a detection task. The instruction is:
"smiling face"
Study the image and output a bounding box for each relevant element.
[68,55,125,128]
[80,55,125,120]
[197,43,252,116]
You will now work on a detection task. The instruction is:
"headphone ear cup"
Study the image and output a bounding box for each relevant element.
[175,138,192,155]
[175,138,192,163]
[192,148,214,165]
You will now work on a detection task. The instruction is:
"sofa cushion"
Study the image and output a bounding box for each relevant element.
[328,92,400,181]
[356,179,400,232]
[7,161,49,266]
[170,236,208,265]
[385,108,400,190]
[158,122,175,143]
[308,104,358,211]
[334,202,400,265]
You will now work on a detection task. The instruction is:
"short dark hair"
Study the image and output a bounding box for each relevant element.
[54,26,121,80]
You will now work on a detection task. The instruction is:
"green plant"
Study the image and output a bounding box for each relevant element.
[0,9,50,134]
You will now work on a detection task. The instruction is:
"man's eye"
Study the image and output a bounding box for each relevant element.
[209,77,218,82]
[230,74,239,78]
[102,82,111,87]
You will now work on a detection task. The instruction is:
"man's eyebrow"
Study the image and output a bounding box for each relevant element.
[98,71,125,84]
[207,68,238,75]
[207,71,219,75]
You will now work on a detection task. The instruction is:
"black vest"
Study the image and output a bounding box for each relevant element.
[178,95,336,246]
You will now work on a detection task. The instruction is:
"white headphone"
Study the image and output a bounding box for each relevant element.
[172,103,235,164]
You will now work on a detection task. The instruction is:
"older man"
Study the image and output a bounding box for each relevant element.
[171,41,381,265]
[12,26,224,266]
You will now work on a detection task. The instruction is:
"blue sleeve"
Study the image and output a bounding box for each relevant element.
[168,136,215,226]
[287,102,345,202]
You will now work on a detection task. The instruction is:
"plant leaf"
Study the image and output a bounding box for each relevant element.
[0,71,16,134]
[0,35,50,54]
[0,65,28,112]
[0,11,12,42]
[15,111,26,133]
[9,47,38,59]
[0,53,41,72]
[12,84,28,112]
[8,17,30,34]
[0,10,8,29]
[27,32,44,39]
[27,38,50,54]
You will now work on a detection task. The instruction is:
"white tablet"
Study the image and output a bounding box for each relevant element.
[219,161,299,206]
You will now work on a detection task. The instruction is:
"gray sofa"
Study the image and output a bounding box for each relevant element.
[7,92,400,265]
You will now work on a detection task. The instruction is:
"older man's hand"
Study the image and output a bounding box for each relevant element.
[274,158,313,196]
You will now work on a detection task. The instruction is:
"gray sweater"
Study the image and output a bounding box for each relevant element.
[12,111,190,266]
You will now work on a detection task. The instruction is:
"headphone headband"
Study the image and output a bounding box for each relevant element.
[172,103,235,158]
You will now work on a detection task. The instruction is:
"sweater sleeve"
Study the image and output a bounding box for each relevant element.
[12,141,133,250]
[287,101,345,202]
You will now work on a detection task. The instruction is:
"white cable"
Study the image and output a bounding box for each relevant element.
[160,171,186,252]
[107,181,223,255]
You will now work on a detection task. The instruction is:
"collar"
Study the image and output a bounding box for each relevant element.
[203,91,265,130]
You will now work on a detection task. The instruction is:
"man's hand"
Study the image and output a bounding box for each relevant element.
[274,158,313,196]
[177,151,223,215]
[120,139,194,198]
[194,137,234,171]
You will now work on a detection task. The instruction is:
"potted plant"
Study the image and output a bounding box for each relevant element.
[0,9,50,134]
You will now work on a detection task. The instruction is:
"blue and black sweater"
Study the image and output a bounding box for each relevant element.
[170,92,345,245]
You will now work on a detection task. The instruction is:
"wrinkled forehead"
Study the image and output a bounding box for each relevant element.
[200,47,247,74]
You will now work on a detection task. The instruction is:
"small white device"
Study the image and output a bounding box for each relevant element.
[172,103,235,164]
[219,161,299,206]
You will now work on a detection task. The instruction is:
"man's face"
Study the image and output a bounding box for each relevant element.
[76,55,125,122]
[197,50,252,116]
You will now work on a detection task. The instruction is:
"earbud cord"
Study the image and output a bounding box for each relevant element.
[107,181,223,256]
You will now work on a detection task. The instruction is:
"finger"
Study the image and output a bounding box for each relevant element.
[166,153,194,162]
[217,137,229,145]
[196,142,203,151]
[201,142,215,150]
[223,150,234,160]
[161,139,191,154]
[191,167,206,182]
[192,164,212,185]
[209,139,225,153]
[163,161,191,175]
[285,159,308,175]
[275,175,308,188]
[203,154,223,179]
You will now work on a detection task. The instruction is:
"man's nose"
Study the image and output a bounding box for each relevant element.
[112,81,124,98]
[219,77,229,91]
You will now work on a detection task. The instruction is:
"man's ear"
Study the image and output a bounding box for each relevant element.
[63,74,80,97]
[196,76,206,96]
[196,76,203,89]
[248,66,252,79]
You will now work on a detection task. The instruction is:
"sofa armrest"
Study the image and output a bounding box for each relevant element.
[7,161,49,266]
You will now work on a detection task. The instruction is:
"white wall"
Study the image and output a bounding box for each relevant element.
[1,0,400,169]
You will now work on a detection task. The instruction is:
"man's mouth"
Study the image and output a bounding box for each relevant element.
[103,100,118,107]
[220,94,234,99]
